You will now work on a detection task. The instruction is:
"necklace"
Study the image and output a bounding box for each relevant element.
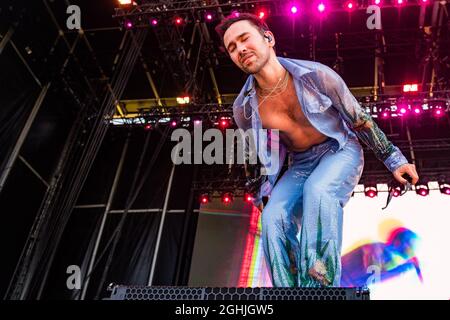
[243,69,289,120]
[257,69,289,105]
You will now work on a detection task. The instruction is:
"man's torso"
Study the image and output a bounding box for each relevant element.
[257,72,328,152]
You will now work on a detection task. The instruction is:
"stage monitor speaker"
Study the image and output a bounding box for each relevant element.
[106,285,370,300]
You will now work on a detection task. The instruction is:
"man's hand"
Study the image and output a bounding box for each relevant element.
[393,163,419,185]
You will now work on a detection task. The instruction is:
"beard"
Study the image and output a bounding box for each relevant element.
[239,52,269,74]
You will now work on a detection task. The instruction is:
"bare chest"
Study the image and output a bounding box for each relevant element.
[257,80,327,151]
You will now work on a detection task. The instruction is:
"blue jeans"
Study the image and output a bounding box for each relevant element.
[261,136,364,287]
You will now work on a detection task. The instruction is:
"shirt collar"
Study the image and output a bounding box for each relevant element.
[241,56,315,99]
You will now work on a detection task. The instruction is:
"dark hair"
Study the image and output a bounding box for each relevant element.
[215,13,270,49]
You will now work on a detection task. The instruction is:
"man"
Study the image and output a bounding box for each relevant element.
[215,13,419,287]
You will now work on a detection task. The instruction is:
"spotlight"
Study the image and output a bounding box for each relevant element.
[222,192,233,204]
[397,0,404,5]
[124,20,133,29]
[199,193,210,204]
[144,124,152,131]
[175,17,183,25]
[440,183,450,195]
[398,105,409,116]
[232,11,240,18]
[403,83,418,93]
[170,120,178,128]
[193,119,202,126]
[258,10,267,19]
[345,1,355,10]
[318,2,326,13]
[380,107,391,119]
[119,0,132,5]
[244,193,253,203]
[218,117,231,129]
[364,186,378,198]
[374,0,382,5]
[290,5,298,14]
[151,19,158,26]
[434,108,444,117]
[413,105,422,115]
[205,13,213,21]
[415,184,429,197]
[392,186,401,197]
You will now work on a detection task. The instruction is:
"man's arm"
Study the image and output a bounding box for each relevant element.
[314,65,419,184]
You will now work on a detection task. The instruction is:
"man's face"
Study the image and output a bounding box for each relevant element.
[223,20,271,74]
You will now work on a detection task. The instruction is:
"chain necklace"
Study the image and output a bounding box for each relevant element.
[243,69,289,120]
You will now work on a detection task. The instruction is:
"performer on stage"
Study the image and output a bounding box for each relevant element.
[216,13,419,287]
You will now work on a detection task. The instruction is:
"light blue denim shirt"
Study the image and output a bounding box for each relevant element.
[233,57,408,206]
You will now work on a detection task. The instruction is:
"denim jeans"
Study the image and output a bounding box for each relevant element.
[261,136,364,287]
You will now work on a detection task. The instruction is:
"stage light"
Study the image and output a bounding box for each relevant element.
[170,120,178,128]
[232,11,240,18]
[415,184,429,197]
[440,183,450,195]
[205,13,213,21]
[318,2,326,13]
[290,5,298,14]
[118,0,132,5]
[144,124,152,131]
[222,192,233,204]
[151,19,158,26]
[218,117,231,129]
[258,10,267,19]
[413,106,422,115]
[364,186,378,198]
[175,17,183,25]
[398,105,408,116]
[392,186,401,197]
[124,20,133,29]
[374,0,381,5]
[434,108,444,117]
[345,1,355,10]
[403,83,418,92]
[194,119,202,126]
[397,0,404,5]
[176,96,190,104]
[200,193,210,204]
[380,108,391,119]
[244,193,253,203]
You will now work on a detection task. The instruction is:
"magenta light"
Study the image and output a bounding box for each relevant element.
[291,6,298,14]
[318,3,325,12]
[375,0,381,5]
[194,120,201,125]
[171,121,177,127]
[258,11,266,19]
[347,2,353,9]
[151,19,158,25]
[414,108,421,114]
[446,189,450,195]
[125,20,133,29]
[382,112,389,118]
[206,14,213,20]
[233,11,240,18]
[397,0,403,4]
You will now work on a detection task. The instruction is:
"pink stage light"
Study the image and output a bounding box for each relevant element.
[318,3,326,13]
[206,13,213,21]
[345,1,355,10]
[258,10,266,19]
[151,19,158,26]
[175,17,183,25]
[124,20,133,29]
[290,6,298,14]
